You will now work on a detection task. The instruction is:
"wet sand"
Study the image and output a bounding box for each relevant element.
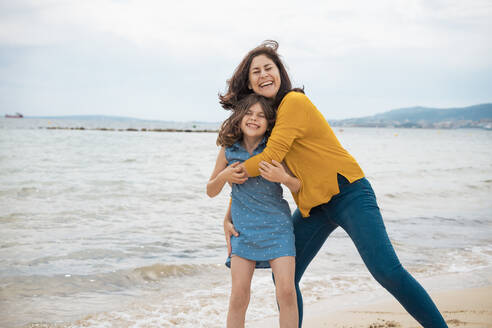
[252,285,492,327]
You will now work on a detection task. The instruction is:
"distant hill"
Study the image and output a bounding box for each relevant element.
[330,103,492,129]
[22,105,492,130]
[26,115,215,126]
[18,115,222,131]
[28,115,145,121]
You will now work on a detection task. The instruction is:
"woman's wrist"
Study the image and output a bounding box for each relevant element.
[283,174,301,193]
[281,173,292,185]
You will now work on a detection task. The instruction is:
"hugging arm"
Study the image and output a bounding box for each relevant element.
[223,200,238,256]
[242,93,310,177]
[206,147,247,198]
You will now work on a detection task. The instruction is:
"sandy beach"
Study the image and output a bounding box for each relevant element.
[253,285,492,327]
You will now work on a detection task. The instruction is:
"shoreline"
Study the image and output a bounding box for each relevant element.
[41,126,218,133]
[252,283,492,327]
[29,126,492,132]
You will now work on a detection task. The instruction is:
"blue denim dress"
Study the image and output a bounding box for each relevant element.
[225,138,295,269]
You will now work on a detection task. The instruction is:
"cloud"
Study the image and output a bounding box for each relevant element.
[0,0,491,120]
[2,0,491,61]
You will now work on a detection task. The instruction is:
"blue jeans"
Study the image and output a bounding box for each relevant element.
[293,175,447,327]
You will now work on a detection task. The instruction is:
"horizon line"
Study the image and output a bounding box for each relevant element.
[3,102,491,123]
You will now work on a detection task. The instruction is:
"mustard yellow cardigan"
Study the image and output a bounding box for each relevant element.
[244,92,365,217]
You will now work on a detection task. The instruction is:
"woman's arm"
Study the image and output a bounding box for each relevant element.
[259,160,301,193]
[206,147,246,197]
[223,201,238,256]
[280,162,301,193]
[242,92,311,177]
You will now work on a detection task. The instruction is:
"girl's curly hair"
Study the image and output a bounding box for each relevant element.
[217,94,276,147]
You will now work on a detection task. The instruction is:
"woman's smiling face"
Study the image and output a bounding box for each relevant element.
[248,54,281,99]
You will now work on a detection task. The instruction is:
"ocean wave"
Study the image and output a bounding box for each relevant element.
[1,125,490,328]
[0,263,222,302]
[13,260,492,328]
[132,263,218,281]
[445,246,492,273]
[17,186,40,197]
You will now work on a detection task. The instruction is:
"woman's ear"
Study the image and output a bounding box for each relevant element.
[248,81,252,90]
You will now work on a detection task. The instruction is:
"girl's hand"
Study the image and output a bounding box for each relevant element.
[258,160,288,183]
[219,162,247,184]
[224,213,239,257]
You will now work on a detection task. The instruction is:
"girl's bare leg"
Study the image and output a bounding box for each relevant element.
[270,256,298,328]
[227,256,255,328]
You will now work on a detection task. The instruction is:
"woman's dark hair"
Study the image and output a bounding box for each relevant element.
[219,40,303,111]
[217,94,276,147]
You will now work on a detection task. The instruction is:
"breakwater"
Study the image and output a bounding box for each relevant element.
[42,126,218,133]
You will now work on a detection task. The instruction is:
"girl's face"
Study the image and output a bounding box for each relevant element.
[248,54,281,99]
[240,103,268,139]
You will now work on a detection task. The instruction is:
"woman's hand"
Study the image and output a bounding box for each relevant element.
[219,162,248,185]
[223,205,238,256]
[259,160,301,193]
[258,160,289,183]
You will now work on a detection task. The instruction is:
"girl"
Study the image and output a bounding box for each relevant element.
[220,41,448,328]
[207,94,300,328]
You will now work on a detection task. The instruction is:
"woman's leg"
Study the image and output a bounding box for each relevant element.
[292,207,338,327]
[227,256,256,328]
[270,256,298,328]
[332,178,447,327]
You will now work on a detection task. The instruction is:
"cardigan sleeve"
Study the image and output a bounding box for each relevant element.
[244,92,310,177]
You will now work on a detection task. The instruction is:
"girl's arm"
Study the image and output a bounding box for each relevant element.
[259,160,301,193]
[207,147,246,197]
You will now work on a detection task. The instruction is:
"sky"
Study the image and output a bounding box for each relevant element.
[0,0,491,122]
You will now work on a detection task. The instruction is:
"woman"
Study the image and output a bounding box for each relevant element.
[219,40,447,327]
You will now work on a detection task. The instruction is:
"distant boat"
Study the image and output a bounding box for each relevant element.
[5,113,23,118]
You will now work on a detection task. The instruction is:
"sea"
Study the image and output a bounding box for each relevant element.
[0,117,491,327]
